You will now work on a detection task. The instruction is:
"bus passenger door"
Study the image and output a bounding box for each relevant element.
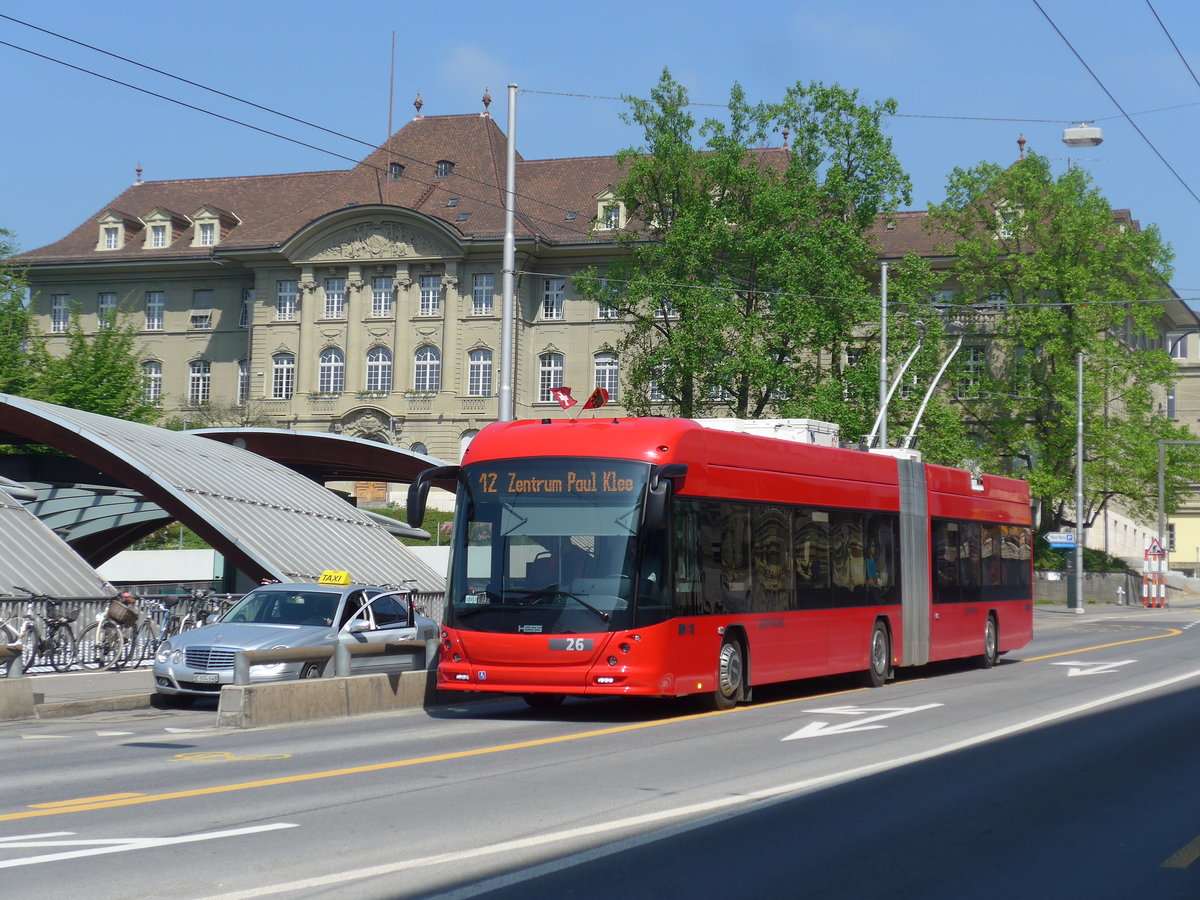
[930,521,963,659]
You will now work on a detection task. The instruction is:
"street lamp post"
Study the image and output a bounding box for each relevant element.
[1070,352,1084,612]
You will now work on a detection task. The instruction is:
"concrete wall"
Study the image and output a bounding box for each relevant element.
[216,669,440,728]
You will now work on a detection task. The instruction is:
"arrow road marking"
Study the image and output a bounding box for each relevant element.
[1052,660,1136,677]
[782,703,943,741]
[0,823,298,869]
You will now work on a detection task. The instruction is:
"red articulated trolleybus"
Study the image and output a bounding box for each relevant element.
[408,417,1033,710]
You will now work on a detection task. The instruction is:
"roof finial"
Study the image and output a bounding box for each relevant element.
[1017,133,1027,160]
[482,87,492,117]
[135,163,143,185]
[782,128,790,150]
[413,92,424,118]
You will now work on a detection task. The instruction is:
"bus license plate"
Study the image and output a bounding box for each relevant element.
[192,672,220,683]
[549,638,593,651]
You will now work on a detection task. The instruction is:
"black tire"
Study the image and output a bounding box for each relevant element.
[48,627,77,672]
[979,615,999,669]
[709,637,745,710]
[523,693,565,709]
[16,621,38,671]
[299,663,323,679]
[864,620,891,688]
[79,621,124,670]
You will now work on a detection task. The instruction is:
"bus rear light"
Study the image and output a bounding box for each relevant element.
[607,656,618,666]
[452,654,462,663]
[619,643,631,654]
[443,638,452,650]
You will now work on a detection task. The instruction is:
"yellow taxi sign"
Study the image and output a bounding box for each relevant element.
[318,570,351,586]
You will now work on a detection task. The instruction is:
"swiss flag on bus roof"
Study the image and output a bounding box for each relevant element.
[549,386,577,409]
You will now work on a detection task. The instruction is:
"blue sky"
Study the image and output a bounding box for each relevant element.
[3,1,1198,303]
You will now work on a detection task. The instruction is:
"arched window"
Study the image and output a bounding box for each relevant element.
[414,346,441,392]
[467,348,493,397]
[142,360,162,405]
[272,353,295,400]
[365,347,393,393]
[538,352,564,402]
[318,348,345,394]
[594,352,619,401]
[410,442,428,456]
[188,359,211,405]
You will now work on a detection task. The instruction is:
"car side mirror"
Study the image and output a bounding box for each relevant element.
[346,621,371,633]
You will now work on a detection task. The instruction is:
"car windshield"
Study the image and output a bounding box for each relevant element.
[222,589,339,626]
[445,458,657,634]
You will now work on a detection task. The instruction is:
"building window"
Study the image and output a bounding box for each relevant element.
[538,352,564,402]
[365,347,393,393]
[647,365,667,402]
[1167,389,1177,419]
[602,204,621,230]
[145,291,164,331]
[597,302,619,320]
[436,160,454,178]
[542,278,565,320]
[190,289,213,330]
[318,348,345,394]
[594,352,619,401]
[1168,333,1189,360]
[957,347,986,400]
[51,294,70,333]
[410,442,428,456]
[276,281,297,321]
[150,224,168,249]
[237,359,249,404]
[198,222,216,246]
[371,277,393,317]
[188,359,211,405]
[472,274,494,316]
[103,226,120,250]
[656,299,678,319]
[98,292,117,329]
[239,289,253,328]
[419,275,442,316]
[323,278,345,319]
[468,348,493,397]
[142,360,162,405]
[389,162,404,180]
[271,353,295,400]
[414,346,441,392]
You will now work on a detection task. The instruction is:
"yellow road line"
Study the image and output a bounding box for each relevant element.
[1022,626,1180,662]
[1162,834,1200,869]
[28,793,144,809]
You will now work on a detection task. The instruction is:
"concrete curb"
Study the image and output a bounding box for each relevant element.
[35,693,156,719]
[217,669,438,728]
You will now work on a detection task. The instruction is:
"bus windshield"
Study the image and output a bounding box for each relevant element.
[444,458,655,634]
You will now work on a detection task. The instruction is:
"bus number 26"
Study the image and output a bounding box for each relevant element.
[549,638,594,651]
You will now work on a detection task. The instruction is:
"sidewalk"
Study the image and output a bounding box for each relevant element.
[16,666,158,718]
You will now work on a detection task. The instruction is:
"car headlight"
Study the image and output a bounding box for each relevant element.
[171,649,183,664]
[250,646,290,675]
[155,642,172,664]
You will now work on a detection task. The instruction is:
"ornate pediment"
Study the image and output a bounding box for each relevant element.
[308,220,455,262]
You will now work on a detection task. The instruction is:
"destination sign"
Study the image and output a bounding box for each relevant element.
[474,467,639,496]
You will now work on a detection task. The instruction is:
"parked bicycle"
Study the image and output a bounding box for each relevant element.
[77,593,154,670]
[2,586,78,672]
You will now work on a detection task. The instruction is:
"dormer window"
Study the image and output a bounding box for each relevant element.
[103,226,120,250]
[142,207,190,250]
[96,209,142,251]
[436,160,454,178]
[151,225,168,248]
[190,205,240,249]
[389,162,405,180]
[593,189,626,231]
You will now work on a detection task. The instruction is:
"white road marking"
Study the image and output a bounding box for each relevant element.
[782,703,943,740]
[1052,660,1137,677]
[0,823,298,869]
[18,735,68,741]
[196,667,1200,900]
[95,731,134,736]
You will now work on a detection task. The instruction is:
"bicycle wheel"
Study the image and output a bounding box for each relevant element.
[78,621,124,670]
[47,626,77,672]
[129,621,158,667]
[16,619,38,671]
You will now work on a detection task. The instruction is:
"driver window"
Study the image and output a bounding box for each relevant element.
[369,594,409,628]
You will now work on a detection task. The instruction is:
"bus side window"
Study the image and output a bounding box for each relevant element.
[793,508,830,609]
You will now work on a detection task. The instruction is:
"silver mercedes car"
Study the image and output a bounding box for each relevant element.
[152,581,438,705]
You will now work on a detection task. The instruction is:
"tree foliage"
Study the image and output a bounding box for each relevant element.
[0,229,46,398]
[574,69,912,429]
[925,152,1200,531]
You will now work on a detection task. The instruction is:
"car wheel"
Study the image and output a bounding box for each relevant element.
[299,663,322,679]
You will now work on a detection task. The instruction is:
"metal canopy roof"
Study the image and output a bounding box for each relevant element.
[0,394,445,590]
[0,489,117,601]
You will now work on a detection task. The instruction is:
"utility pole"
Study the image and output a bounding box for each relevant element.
[499,84,517,422]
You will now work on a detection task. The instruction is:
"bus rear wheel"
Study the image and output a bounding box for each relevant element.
[864,621,891,688]
[979,615,999,669]
[710,637,744,710]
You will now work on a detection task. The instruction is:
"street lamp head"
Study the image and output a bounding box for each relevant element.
[1063,122,1103,148]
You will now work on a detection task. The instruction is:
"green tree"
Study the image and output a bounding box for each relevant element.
[38,305,160,424]
[574,70,912,428]
[926,151,1200,532]
[0,229,47,397]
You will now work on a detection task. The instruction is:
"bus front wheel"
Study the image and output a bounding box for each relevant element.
[523,693,565,709]
[979,615,999,669]
[710,638,744,710]
[864,621,891,688]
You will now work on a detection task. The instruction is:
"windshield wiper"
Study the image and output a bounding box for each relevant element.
[515,588,609,622]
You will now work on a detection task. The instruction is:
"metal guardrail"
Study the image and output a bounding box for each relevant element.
[232,638,438,685]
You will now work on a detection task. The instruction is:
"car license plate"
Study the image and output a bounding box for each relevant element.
[192,672,220,684]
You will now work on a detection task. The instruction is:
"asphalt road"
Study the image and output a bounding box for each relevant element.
[3,603,1199,900]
